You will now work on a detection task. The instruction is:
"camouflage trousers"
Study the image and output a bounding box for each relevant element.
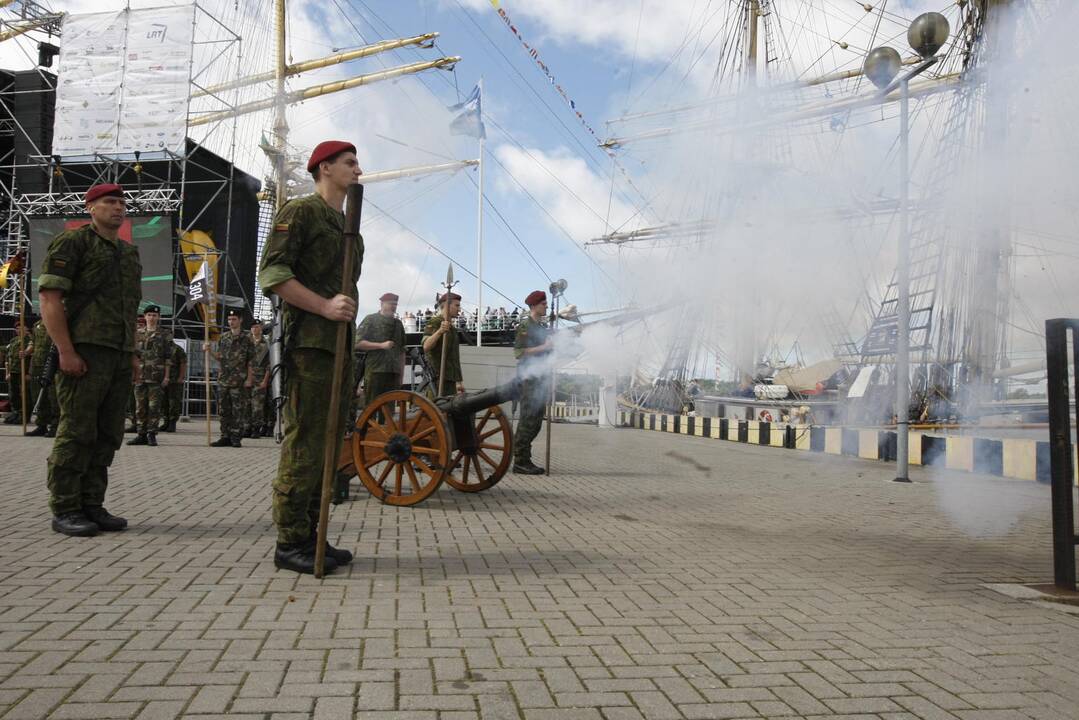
[6,371,24,418]
[133,382,164,434]
[217,384,247,440]
[161,380,183,424]
[47,344,132,515]
[363,372,400,409]
[513,377,549,464]
[272,348,352,546]
[247,385,269,432]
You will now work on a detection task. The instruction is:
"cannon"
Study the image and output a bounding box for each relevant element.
[338,378,522,506]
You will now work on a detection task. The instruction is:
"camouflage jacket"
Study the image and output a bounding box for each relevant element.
[37,223,142,352]
[357,312,406,374]
[167,342,187,381]
[422,314,462,384]
[135,327,173,384]
[514,316,551,373]
[217,330,253,387]
[30,320,53,371]
[251,338,270,373]
[258,193,364,354]
[5,334,28,378]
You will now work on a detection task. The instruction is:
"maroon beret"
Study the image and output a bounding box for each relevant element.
[84,183,124,204]
[379,292,399,302]
[524,290,547,307]
[307,140,357,172]
[438,292,462,304]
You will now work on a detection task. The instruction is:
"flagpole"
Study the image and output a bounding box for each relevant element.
[476,78,484,348]
[204,252,212,447]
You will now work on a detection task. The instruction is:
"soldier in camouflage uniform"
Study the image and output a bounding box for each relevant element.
[206,308,253,447]
[127,304,171,447]
[38,183,140,537]
[4,319,28,425]
[356,292,406,405]
[259,139,362,575]
[25,318,58,437]
[125,315,145,433]
[247,321,270,438]
[159,340,186,432]
[512,290,553,475]
[421,292,464,398]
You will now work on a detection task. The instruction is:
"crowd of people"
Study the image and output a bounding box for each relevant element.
[15,140,559,578]
[400,306,521,333]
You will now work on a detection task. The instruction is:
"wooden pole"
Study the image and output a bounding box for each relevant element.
[544,297,555,475]
[204,252,212,446]
[437,264,454,397]
[18,265,27,435]
[315,183,364,579]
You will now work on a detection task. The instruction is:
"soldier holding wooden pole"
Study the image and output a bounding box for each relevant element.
[258,140,363,576]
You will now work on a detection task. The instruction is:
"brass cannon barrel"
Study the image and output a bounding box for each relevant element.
[436,378,522,417]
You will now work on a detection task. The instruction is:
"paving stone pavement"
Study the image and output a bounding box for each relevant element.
[1,419,1078,720]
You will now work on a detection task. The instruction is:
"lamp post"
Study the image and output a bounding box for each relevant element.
[864,12,950,483]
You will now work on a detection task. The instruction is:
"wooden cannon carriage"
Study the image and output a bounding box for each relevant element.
[337,379,522,506]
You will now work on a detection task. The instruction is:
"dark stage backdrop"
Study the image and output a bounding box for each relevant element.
[27,215,174,313]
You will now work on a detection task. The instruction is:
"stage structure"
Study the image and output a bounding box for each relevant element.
[0,2,255,339]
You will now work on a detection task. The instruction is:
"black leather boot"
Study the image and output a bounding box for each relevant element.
[166,420,177,433]
[126,433,148,446]
[24,425,48,437]
[210,436,232,447]
[44,426,56,437]
[146,432,157,447]
[310,528,354,565]
[512,460,545,475]
[52,512,99,537]
[83,506,127,531]
[274,541,338,575]
[230,435,242,448]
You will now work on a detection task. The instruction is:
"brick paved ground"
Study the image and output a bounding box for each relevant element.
[0,420,1077,720]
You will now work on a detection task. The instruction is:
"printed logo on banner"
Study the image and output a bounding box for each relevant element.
[147,23,167,42]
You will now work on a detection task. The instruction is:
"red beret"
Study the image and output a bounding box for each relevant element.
[307,140,357,172]
[84,184,124,204]
[438,292,462,304]
[379,293,399,302]
[524,290,546,307]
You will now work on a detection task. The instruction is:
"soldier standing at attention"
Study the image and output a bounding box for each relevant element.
[356,292,405,406]
[4,318,28,425]
[159,339,186,433]
[205,308,253,447]
[258,140,362,575]
[421,292,464,397]
[25,317,58,437]
[125,314,145,433]
[127,304,171,447]
[247,321,270,438]
[512,290,553,475]
[38,183,141,537]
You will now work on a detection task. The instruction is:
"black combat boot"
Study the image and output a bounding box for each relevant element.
[310,527,354,565]
[44,426,56,438]
[83,506,128,531]
[158,420,169,431]
[210,436,232,447]
[165,419,177,433]
[24,425,48,437]
[274,541,338,575]
[52,512,99,537]
[512,460,545,475]
[126,433,148,446]
[230,435,242,448]
[146,432,157,447]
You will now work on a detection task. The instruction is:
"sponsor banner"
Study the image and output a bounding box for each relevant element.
[52,4,194,157]
[121,5,195,154]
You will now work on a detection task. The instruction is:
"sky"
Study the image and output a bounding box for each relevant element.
[3,0,1076,380]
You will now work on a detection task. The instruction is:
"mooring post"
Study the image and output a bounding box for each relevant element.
[1045,319,1077,591]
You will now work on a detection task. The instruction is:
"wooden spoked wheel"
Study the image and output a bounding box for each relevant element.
[352,391,450,506]
[443,405,513,493]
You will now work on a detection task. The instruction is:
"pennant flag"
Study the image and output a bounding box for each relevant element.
[187,260,212,306]
[448,82,487,140]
